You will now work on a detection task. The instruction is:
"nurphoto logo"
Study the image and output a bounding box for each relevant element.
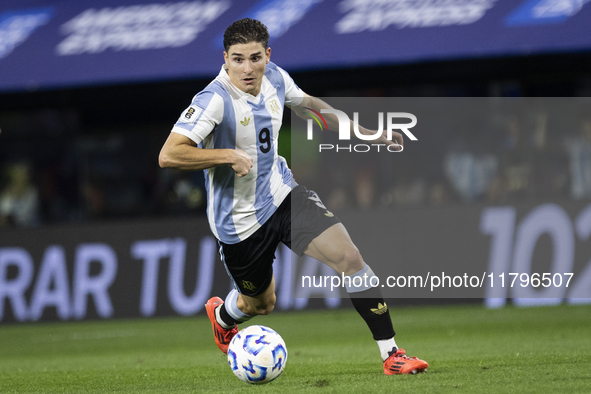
[305,108,417,153]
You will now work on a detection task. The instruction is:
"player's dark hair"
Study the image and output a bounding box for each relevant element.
[223,18,269,52]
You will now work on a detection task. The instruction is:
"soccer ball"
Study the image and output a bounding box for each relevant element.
[227,325,288,384]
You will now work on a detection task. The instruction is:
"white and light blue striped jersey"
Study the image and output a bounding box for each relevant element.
[171,62,304,244]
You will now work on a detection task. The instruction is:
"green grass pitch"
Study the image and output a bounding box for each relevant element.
[1,303,590,393]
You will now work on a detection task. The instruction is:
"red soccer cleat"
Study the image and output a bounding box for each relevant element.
[205,297,238,355]
[383,348,429,375]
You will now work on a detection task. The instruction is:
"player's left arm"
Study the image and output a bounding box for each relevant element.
[289,93,403,150]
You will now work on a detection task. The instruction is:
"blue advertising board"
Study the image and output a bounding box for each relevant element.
[0,0,589,92]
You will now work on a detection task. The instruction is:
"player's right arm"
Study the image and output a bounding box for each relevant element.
[159,132,253,177]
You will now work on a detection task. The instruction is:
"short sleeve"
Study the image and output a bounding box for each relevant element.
[171,91,224,144]
[277,66,304,107]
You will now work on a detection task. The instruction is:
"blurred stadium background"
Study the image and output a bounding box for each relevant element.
[1,0,591,323]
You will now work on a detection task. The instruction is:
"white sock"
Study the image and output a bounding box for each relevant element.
[377,338,398,361]
[224,289,253,323]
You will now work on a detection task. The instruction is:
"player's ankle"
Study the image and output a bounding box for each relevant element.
[215,304,237,329]
[377,337,398,361]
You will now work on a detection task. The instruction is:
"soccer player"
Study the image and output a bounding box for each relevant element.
[159,18,428,375]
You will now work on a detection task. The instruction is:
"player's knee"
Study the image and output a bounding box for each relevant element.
[259,302,275,315]
[340,246,364,275]
[255,297,276,316]
[248,292,275,316]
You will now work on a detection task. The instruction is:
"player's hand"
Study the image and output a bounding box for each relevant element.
[230,149,254,177]
[374,130,403,151]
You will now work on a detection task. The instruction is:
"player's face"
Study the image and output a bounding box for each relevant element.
[224,42,271,96]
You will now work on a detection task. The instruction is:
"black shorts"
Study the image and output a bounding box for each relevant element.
[218,185,340,296]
